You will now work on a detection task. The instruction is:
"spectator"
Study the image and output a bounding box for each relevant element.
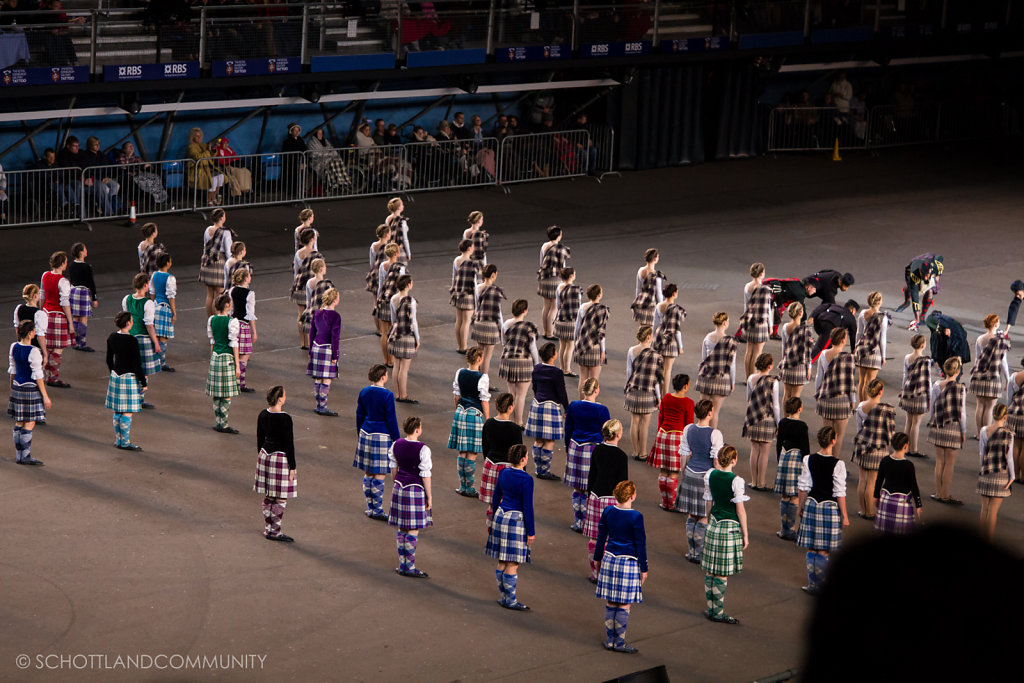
[185,127,225,206]
[469,115,495,179]
[0,159,7,223]
[829,71,852,114]
[31,147,69,218]
[372,119,388,146]
[849,90,868,141]
[282,122,307,194]
[306,128,351,191]
[568,112,598,174]
[36,0,84,66]
[355,121,375,148]
[210,136,252,198]
[451,111,472,140]
[117,141,169,206]
[507,115,521,136]
[492,114,511,141]
[436,119,455,143]
[55,135,85,212]
[81,136,121,216]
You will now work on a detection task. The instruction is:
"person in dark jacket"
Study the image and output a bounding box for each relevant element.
[804,269,855,306]
[925,311,971,367]
[809,299,860,361]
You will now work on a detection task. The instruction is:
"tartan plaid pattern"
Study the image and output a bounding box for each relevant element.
[70,286,92,318]
[387,296,417,359]
[253,449,297,498]
[228,259,253,283]
[1008,412,1024,440]
[928,422,965,449]
[739,284,773,343]
[374,263,404,322]
[205,352,239,398]
[104,371,143,413]
[154,302,174,338]
[478,458,507,504]
[365,245,386,293]
[583,493,616,540]
[743,376,778,441]
[653,303,685,357]
[300,279,336,331]
[744,418,778,443]
[854,313,885,369]
[899,357,933,414]
[499,321,538,382]
[471,229,488,261]
[977,471,1012,498]
[387,335,417,359]
[648,429,683,470]
[697,336,738,384]
[140,242,166,275]
[574,304,610,368]
[631,269,665,324]
[385,216,409,263]
[564,439,597,491]
[485,507,532,564]
[471,320,502,346]
[525,400,565,441]
[353,429,392,474]
[773,448,803,496]
[45,310,72,350]
[290,251,323,305]
[970,335,1011,398]
[136,335,162,376]
[779,364,809,386]
[537,243,570,287]
[595,552,644,604]
[9,381,46,422]
[307,342,338,379]
[701,518,744,576]
[853,403,896,469]
[815,352,856,405]
[537,277,560,300]
[388,482,434,529]
[448,405,484,453]
[237,320,253,355]
[929,382,966,432]
[499,357,533,383]
[554,320,577,341]
[797,498,842,552]
[779,324,813,381]
[981,426,1013,475]
[555,284,581,341]
[198,229,228,286]
[695,374,733,397]
[473,285,506,324]
[625,348,663,415]
[816,395,853,421]
[676,467,708,516]
[450,259,480,309]
[874,490,917,534]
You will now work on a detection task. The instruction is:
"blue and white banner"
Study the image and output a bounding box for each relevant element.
[1,65,88,87]
[496,44,571,63]
[213,57,299,78]
[581,41,652,58]
[661,36,727,53]
[104,62,200,82]
[311,53,395,72]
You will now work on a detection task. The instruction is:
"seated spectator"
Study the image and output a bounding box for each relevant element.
[36,0,83,66]
[451,111,472,140]
[306,127,351,191]
[469,115,495,179]
[185,126,225,206]
[372,119,388,146]
[383,123,402,146]
[355,121,376,149]
[507,115,521,136]
[568,112,598,174]
[55,135,84,212]
[282,122,307,194]
[436,119,455,143]
[829,71,852,115]
[31,147,70,218]
[81,135,121,217]
[492,114,510,141]
[117,141,169,206]
[210,136,252,198]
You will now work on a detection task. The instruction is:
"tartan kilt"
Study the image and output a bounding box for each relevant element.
[387,334,417,360]
[450,292,475,310]
[624,389,659,415]
[353,429,391,474]
[237,321,253,355]
[695,373,732,397]
[554,319,576,341]
[1007,413,1024,440]
[779,364,809,386]
[816,395,853,421]
[498,356,533,383]
[70,286,92,317]
[874,490,917,534]
[742,321,770,343]
[448,405,484,453]
[853,445,887,470]
[797,498,842,552]
[654,339,680,358]
[205,352,239,398]
[631,305,654,326]
[198,258,226,288]
[45,310,72,350]
[854,348,882,370]
[253,449,297,498]
[575,346,605,368]
[478,458,507,504]
[969,374,1003,399]
[104,371,143,413]
[8,381,46,423]
[595,552,644,604]
[564,440,597,491]
[675,467,708,516]
[525,400,565,441]
[289,286,308,306]
[583,493,616,540]
[485,507,531,564]
[898,392,929,415]
[373,300,393,323]
[306,343,339,379]
[743,418,778,442]
[701,518,744,576]
[927,422,964,449]
[977,472,1012,498]
[154,302,175,338]
[136,335,162,376]
[773,448,803,496]
[471,320,501,346]
[648,429,683,470]
[537,277,559,299]
[388,482,434,529]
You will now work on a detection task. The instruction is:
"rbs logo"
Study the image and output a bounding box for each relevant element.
[590,43,609,55]
[164,63,188,75]
[118,65,142,77]
[625,42,643,53]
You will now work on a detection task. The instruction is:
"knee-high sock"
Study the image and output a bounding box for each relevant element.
[313,382,324,412]
[496,568,506,603]
[685,517,696,558]
[805,552,817,591]
[396,531,408,571]
[159,340,167,366]
[693,521,707,561]
[370,478,385,516]
[571,490,586,530]
[121,413,133,445]
[588,539,598,580]
[613,608,630,647]
[213,398,230,428]
[73,321,86,348]
[406,534,418,570]
[781,500,798,538]
[531,445,543,473]
[714,577,729,617]
[604,605,617,646]
[238,361,247,389]
[464,458,477,493]
[538,448,553,475]
[657,474,666,506]
[21,428,32,460]
[321,382,331,408]
[704,575,716,617]
[502,573,520,606]
[262,497,274,536]
[665,476,679,509]
[113,412,123,446]
[362,476,374,514]
[455,456,467,492]
[45,352,62,382]
[814,553,828,589]
[787,501,800,536]
[13,426,23,461]
[268,499,286,536]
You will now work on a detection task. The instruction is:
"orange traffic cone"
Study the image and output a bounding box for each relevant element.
[832,138,842,162]
[128,200,137,226]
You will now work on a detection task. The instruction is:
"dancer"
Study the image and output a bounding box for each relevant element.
[694,312,737,430]
[40,251,75,388]
[808,299,859,361]
[925,309,971,367]
[796,427,849,595]
[206,293,240,434]
[775,397,810,540]
[624,325,663,461]
[486,444,535,610]
[896,252,943,331]
[676,400,723,563]
[630,249,664,327]
[355,364,401,521]
[814,328,857,459]
[873,432,922,534]
[150,253,177,372]
[290,227,321,350]
[525,342,570,480]
[565,378,611,531]
[307,287,341,416]
[574,284,610,396]
[388,274,419,404]
[293,208,317,250]
[804,269,855,306]
[743,353,781,491]
[701,445,749,625]
[928,357,966,504]
[648,374,694,511]
[375,244,405,367]
[229,268,257,393]
[122,272,162,401]
[1007,360,1024,482]
[854,292,888,402]
[852,379,896,518]
[652,284,685,384]
[299,258,327,344]
[389,416,433,578]
[385,197,411,264]
[199,209,232,317]
[537,225,570,339]
[9,320,50,465]
[898,334,933,458]
[365,224,390,333]
[463,210,488,266]
[450,239,480,354]
[584,419,628,582]
[969,314,1011,438]
[255,385,297,542]
[739,263,772,381]
[105,311,146,451]
[14,285,47,366]
[779,302,814,402]
[225,242,252,284]
[978,404,1014,540]
[450,348,491,497]
[470,264,505,378]
[67,242,97,352]
[480,393,523,511]
[594,480,647,653]
[138,222,165,275]
[498,299,540,427]
[554,268,581,375]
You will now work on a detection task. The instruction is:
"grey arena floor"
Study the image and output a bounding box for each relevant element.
[1,144,1022,682]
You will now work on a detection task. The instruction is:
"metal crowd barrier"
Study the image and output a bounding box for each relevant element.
[402,137,499,191]
[866,103,939,149]
[766,106,863,151]
[79,159,196,221]
[206,151,308,210]
[589,122,619,178]
[497,129,591,186]
[0,166,85,228]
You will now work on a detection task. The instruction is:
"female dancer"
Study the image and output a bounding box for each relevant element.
[122,272,163,392]
[450,348,491,497]
[228,268,257,393]
[355,364,401,521]
[463,210,488,266]
[14,285,47,368]
[389,416,433,578]
[594,480,647,653]
[374,244,405,367]
[105,312,146,451]
[796,426,849,595]
[554,267,581,375]
[307,287,341,416]
[365,224,390,333]
[299,258,329,344]
[624,325,663,461]
[739,263,773,382]
[852,379,896,518]
[574,284,610,396]
[480,393,523,511]
[873,432,922,534]
[677,400,722,562]
[525,343,570,480]
[779,302,814,402]
[199,209,232,317]
[647,374,694,511]
[486,444,535,610]
[498,299,540,427]
[564,378,611,532]
[814,328,857,459]
[701,444,749,625]
[388,275,419,404]
[290,228,321,349]
[150,253,176,372]
[652,284,685,384]
[537,225,570,339]
[584,419,628,582]
[928,356,967,504]
[138,223,165,275]
[743,352,780,491]
[470,265,504,378]
[1007,360,1024,482]
[9,320,50,465]
[67,242,97,352]
[970,314,1011,438]
[254,386,297,542]
[899,334,933,459]
[630,249,664,327]
[854,292,888,402]
[775,397,810,540]
[450,239,480,354]
[385,197,411,264]
[694,312,737,430]
[206,293,240,434]
[978,404,1014,540]
[40,251,75,388]
[225,242,252,285]
[294,208,317,250]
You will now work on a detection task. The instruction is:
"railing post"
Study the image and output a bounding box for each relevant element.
[301,4,310,64]
[803,0,811,39]
[653,0,661,45]
[729,0,737,43]
[89,9,97,75]
[874,0,881,33]
[395,9,403,61]
[486,0,496,56]
[940,0,947,29]
[198,7,207,69]
[318,0,326,52]
[572,0,580,51]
